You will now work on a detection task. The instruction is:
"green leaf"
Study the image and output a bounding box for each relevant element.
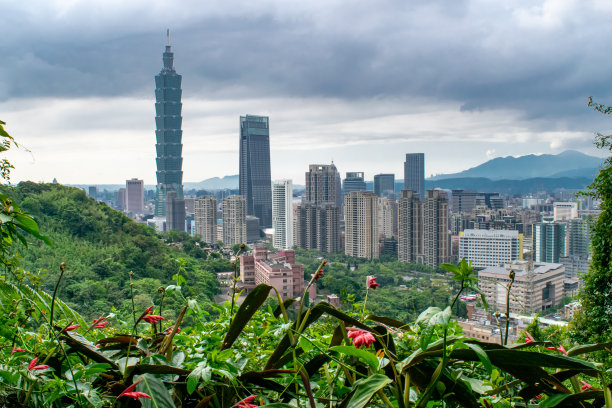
[186,374,198,394]
[538,394,570,408]
[440,263,460,274]
[567,341,612,357]
[135,373,176,408]
[464,342,493,375]
[330,345,379,371]
[419,307,451,351]
[221,284,274,350]
[344,374,392,408]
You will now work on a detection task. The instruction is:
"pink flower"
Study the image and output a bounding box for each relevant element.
[524,331,535,343]
[367,276,380,290]
[117,378,152,400]
[546,345,568,355]
[27,357,50,371]
[142,315,164,324]
[347,328,376,348]
[581,380,593,391]
[93,321,108,329]
[11,346,25,354]
[314,261,327,282]
[63,324,81,332]
[233,395,258,408]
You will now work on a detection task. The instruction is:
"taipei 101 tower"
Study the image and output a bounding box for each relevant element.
[154,30,184,217]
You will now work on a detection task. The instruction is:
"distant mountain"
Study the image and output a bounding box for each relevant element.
[429,150,602,181]
[184,175,239,191]
[425,176,593,195]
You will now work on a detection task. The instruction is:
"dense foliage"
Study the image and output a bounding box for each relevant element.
[0,182,221,319]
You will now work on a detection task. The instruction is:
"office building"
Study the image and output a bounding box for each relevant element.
[533,221,566,263]
[404,153,425,201]
[345,191,379,259]
[222,196,246,245]
[423,190,450,267]
[451,190,478,214]
[343,172,366,198]
[398,189,423,263]
[240,245,304,298]
[88,186,98,200]
[305,164,342,207]
[246,216,261,243]
[478,261,565,314]
[272,179,293,250]
[126,178,144,213]
[115,188,126,211]
[239,115,272,227]
[295,202,340,254]
[374,174,395,199]
[554,202,579,221]
[154,38,184,217]
[194,196,218,244]
[166,191,186,232]
[459,229,523,268]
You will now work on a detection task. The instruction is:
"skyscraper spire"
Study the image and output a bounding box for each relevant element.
[167,28,170,45]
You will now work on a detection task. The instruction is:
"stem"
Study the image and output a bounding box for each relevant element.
[504,280,514,346]
[450,281,464,310]
[361,288,369,322]
[49,262,66,328]
[403,372,411,408]
[158,289,166,333]
[129,271,137,335]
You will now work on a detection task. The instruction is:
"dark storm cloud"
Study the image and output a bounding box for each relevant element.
[3,0,612,126]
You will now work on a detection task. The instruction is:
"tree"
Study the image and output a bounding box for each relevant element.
[572,98,612,343]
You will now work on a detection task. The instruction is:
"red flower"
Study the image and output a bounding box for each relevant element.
[233,395,258,408]
[367,276,380,290]
[142,315,164,324]
[27,357,50,371]
[63,324,81,332]
[93,321,108,329]
[482,399,492,408]
[11,346,25,354]
[546,345,568,355]
[524,331,535,343]
[143,305,155,315]
[347,328,376,348]
[581,380,593,391]
[117,378,151,400]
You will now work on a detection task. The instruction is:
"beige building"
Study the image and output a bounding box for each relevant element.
[305,163,342,207]
[240,245,305,299]
[295,202,340,254]
[377,197,394,240]
[398,189,423,263]
[222,195,246,245]
[194,196,218,244]
[345,191,379,259]
[553,202,578,221]
[459,229,523,268]
[423,190,450,267]
[478,260,565,314]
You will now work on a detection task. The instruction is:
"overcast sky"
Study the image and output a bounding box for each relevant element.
[2,0,612,185]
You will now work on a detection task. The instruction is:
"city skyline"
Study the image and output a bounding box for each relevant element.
[3,1,612,185]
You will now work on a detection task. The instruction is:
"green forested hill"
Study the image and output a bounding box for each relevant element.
[2,182,222,318]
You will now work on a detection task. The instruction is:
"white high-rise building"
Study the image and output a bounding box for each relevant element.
[553,202,578,221]
[459,229,523,268]
[194,196,218,244]
[272,179,293,249]
[222,196,246,246]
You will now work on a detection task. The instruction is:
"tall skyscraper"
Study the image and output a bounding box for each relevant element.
[374,174,395,199]
[272,179,293,249]
[166,190,186,232]
[222,195,246,245]
[305,164,342,207]
[533,220,566,263]
[404,153,425,202]
[126,178,144,213]
[398,190,423,263]
[345,191,379,259]
[343,172,366,198]
[239,115,272,228]
[194,196,218,244]
[154,37,184,217]
[423,190,450,267]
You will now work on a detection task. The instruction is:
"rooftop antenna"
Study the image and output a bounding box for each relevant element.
[167,29,170,45]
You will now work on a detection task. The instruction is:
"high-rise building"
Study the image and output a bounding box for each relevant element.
[239,115,272,228]
[305,164,342,207]
[377,197,394,240]
[345,191,379,259]
[451,190,478,214]
[88,186,98,200]
[272,179,293,250]
[423,190,450,267]
[194,196,218,244]
[295,202,340,254]
[404,153,425,201]
[126,178,144,213]
[374,174,395,199]
[115,188,126,211]
[533,220,566,263]
[166,190,185,232]
[553,202,579,221]
[222,195,246,245]
[154,38,184,217]
[459,229,523,268]
[343,172,366,198]
[398,190,423,263]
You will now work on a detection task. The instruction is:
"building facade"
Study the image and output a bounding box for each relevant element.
[295,202,340,254]
[166,190,185,232]
[154,41,184,217]
[377,197,394,240]
[398,189,423,263]
[374,174,395,199]
[222,195,246,245]
[404,153,425,202]
[239,115,272,228]
[126,178,144,213]
[194,196,218,243]
[343,172,366,198]
[423,190,450,267]
[272,179,293,250]
[553,202,579,221]
[533,221,566,263]
[240,246,304,299]
[305,164,342,207]
[345,191,379,259]
[459,229,523,268]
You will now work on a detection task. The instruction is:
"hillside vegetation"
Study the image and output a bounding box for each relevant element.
[1,182,222,318]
